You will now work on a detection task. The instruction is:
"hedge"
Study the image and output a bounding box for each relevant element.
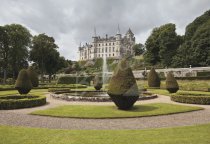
[0,95,46,110]
[57,76,93,85]
[197,71,210,77]
[171,93,210,105]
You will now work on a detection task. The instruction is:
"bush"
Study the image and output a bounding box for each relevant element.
[0,95,46,110]
[107,58,139,110]
[6,78,15,85]
[93,75,103,90]
[197,71,210,77]
[166,72,179,93]
[171,93,210,105]
[57,76,93,85]
[15,69,33,94]
[27,67,39,87]
[148,67,160,88]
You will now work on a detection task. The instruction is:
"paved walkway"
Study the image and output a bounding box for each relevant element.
[0,93,210,130]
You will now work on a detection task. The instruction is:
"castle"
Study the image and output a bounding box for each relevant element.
[78,27,135,61]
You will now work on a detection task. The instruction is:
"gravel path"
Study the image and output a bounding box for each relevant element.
[0,93,210,130]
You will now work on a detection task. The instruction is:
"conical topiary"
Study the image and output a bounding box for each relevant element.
[15,69,33,94]
[27,67,39,87]
[93,75,103,90]
[148,67,160,88]
[107,58,139,110]
[166,72,179,93]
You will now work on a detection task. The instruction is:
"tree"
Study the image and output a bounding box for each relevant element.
[0,26,9,84]
[173,10,210,67]
[93,75,103,90]
[4,24,31,79]
[30,34,58,82]
[144,24,182,67]
[27,66,39,87]
[133,43,145,56]
[107,58,139,110]
[15,69,33,94]
[147,67,160,88]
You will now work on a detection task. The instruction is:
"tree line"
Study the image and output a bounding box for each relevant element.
[144,9,210,68]
[0,24,68,84]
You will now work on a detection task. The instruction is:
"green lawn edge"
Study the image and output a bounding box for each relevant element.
[31,103,203,119]
[1,123,210,144]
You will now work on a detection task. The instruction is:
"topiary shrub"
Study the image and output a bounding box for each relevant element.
[166,72,179,93]
[93,75,103,90]
[148,67,160,88]
[27,67,39,87]
[107,58,139,110]
[15,69,33,94]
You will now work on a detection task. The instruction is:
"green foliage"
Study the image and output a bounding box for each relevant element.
[173,10,210,67]
[57,76,93,85]
[171,93,210,105]
[166,72,179,93]
[144,23,182,66]
[93,75,103,90]
[27,67,39,87]
[0,95,46,110]
[197,71,210,77]
[15,69,33,94]
[108,58,139,110]
[147,67,160,87]
[133,43,145,56]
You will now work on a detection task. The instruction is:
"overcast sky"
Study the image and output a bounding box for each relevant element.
[0,0,210,60]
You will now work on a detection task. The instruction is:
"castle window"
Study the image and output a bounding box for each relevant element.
[105,48,107,52]
[113,43,115,45]
[113,53,114,56]
[109,54,111,57]
[109,43,111,46]
[109,47,111,52]
[99,44,100,46]
[113,47,115,52]
[106,43,107,46]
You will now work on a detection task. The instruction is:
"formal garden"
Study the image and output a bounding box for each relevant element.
[1,8,210,144]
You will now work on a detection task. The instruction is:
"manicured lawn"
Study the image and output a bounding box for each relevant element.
[1,124,210,144]
[31,103,202,118]
[0,89,48,96]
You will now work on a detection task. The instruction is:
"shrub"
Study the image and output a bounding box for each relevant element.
[0,95,46,110]
[148,67,160,88]
[27,67,39,87]
[107,58,139,110]
[57,76,93,85]
[15,69,33,94]
[166,72,179,93]
[93,75,103,90]
[6,78,15,85]
[171,93,210,105]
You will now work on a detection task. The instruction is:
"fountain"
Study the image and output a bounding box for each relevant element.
[102,50,108,86]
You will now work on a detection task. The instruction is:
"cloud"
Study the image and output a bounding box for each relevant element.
[0,0,210,60]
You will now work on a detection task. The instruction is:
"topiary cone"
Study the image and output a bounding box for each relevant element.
[15,69,33,94]
[166,72,179,93]
[107,58,139,110]
[93,75,103,90]
[27,67,39,87]
[148,67,160,88]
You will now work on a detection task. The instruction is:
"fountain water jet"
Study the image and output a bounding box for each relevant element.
[102,51,108,87]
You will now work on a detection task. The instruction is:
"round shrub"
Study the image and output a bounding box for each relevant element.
[147,67,160,88]
[93,75,103,90]
[15,69,33,94]
[0,95,46,110]
[171,93,210,105]
[27,67,39,87]
[107,58,139,110]
[166,72,179,93]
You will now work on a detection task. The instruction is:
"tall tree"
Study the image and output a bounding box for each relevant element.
[173,10,210,67]
[5,24,31,79]
[0,26,9,84]
[144,23,182,67]
[30,33,58,82]
[133,43,145,56]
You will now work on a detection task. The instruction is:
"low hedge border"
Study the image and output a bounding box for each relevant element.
[0,95,46,110]
[171,94,210,105]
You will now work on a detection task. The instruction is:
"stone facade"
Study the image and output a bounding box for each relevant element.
[79,28,135,61]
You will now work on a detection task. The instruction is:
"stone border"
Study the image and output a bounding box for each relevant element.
[50,92,157,102]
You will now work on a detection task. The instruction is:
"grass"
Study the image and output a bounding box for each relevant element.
[0,124,210,144]
[0,89,48,96]
[31,103,202,118]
